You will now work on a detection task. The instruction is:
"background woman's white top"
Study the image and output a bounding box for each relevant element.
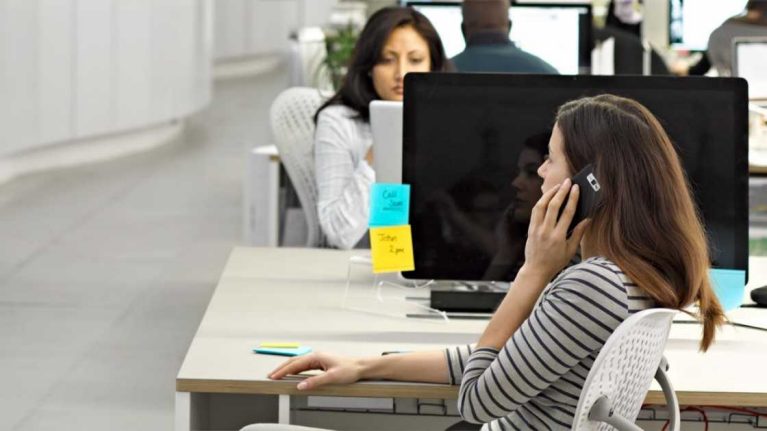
[314,105,374,249]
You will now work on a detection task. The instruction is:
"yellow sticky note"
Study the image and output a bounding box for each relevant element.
[260,342,300,348]
[370,225,415,273]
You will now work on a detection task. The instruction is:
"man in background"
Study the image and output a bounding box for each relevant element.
[673,0,767,76]
[451,0,558,74]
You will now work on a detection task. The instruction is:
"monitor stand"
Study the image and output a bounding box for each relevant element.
[429,280,509,313]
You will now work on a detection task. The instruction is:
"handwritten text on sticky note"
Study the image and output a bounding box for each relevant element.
[370,225,415,273]
[369,183,410,227]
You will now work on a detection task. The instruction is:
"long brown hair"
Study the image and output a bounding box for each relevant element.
[555,94,725,352]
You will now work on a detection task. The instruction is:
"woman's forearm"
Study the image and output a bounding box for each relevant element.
[359,350,449,384]
[477,267,549,350]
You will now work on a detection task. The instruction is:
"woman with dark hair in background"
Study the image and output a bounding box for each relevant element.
[271,94,725,430]
[314,7,450,249]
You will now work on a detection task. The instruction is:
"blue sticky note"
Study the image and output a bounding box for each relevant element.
[254,346,312,357]
[369,183,410,227]
[709,268,746,312]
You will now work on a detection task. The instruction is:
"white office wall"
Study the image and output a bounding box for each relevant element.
[39,0,75,146]
[0,0,212,157]
[213,0,337,61]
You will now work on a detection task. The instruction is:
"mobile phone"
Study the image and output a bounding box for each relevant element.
[561,164,602,234]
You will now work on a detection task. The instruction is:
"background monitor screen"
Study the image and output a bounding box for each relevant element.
[408,2,592,74]
[669,0,748,51]
[402,73,748,282]
[734,38,767,101]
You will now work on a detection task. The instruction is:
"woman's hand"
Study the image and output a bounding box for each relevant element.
[269,352,364,391]
[365,147,374,165]
[522,178,589,281]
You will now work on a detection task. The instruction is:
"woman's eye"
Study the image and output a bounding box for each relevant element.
[379,57,393,64]
[410,58,424,64]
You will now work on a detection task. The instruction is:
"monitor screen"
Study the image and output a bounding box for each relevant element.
[669,0,748,51]
[407,2,592,74]
[402,73,748,282]
[734,38,767,101]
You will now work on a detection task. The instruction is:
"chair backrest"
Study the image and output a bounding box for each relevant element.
[269,87,328,247]
[572,308,677,430]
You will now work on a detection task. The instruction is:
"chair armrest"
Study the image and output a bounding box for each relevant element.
[654,356,680,431]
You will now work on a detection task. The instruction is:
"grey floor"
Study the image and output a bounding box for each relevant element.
[0,65,289,430]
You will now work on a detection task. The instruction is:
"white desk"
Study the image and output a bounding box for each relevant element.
[176,247,767,430]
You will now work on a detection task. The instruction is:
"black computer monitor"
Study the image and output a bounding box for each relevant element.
[668,0,748,51]
[406,2,592,74]
[402,73,748,282]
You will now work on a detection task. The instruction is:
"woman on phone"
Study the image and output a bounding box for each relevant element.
[273,94,725,430]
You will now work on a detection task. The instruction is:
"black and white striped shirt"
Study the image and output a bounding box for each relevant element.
[446,257,655,430]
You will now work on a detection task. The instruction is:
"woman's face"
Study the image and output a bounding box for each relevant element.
[371,25,431,101]
[511,147,545,221]
[537,124,573,194]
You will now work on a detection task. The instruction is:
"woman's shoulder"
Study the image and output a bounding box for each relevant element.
[551,256,630,296]
[317,104,362,123]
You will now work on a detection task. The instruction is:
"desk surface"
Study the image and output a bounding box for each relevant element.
[177,247,767,406]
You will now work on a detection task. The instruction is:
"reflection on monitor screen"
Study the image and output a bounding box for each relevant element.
[409,2,590,74]
[402,74,748,283]
[669,0,748,51]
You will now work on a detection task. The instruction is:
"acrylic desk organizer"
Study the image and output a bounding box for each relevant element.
[342,253,447,322]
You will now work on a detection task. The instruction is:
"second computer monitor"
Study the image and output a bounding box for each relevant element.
[370,100,404,184]
[668,0,748,51]
[733,37,767,102]
[407,2,592,74]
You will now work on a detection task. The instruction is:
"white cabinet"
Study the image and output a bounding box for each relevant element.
[213,0,337,61]
[0,0,212,157]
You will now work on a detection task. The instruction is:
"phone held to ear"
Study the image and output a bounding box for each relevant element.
[559,163,602,235]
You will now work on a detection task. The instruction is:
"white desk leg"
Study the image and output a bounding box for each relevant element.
[246,146,280,247]
[175,391,191,431]
[278,394,291,424]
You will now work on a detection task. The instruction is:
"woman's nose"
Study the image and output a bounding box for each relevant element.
[396,63,406,80]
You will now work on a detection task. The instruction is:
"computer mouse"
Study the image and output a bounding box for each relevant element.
[751,286,767,307]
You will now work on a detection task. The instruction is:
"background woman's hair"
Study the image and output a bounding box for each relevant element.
[555,94,725,352]
[314,6,450,123]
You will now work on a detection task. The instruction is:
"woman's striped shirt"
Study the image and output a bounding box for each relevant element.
[445,257,655,430]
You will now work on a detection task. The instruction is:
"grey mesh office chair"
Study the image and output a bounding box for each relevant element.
[269,87,328,247]
[572,308,680,431]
